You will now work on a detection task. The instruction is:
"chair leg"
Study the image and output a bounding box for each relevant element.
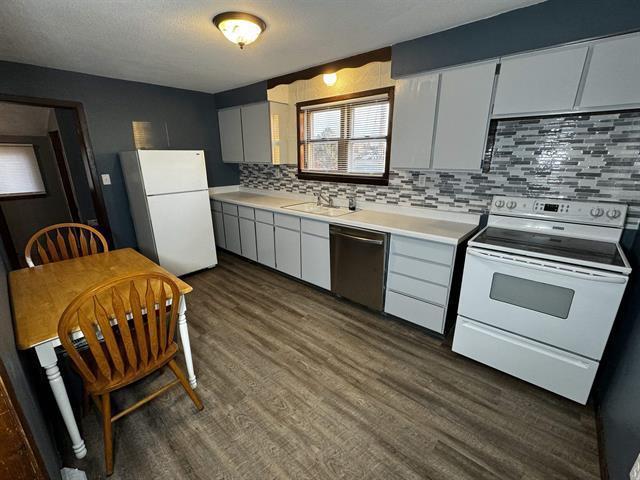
[168,359,203,411]
[101,393,114,476]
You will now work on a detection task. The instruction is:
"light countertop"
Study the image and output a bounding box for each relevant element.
[210,191,479,245]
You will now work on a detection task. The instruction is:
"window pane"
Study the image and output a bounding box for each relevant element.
[348,140,386,174]
[350,103,389,138]
[0,144,45,197]
[310,109,340,139]
[307,141,338,171]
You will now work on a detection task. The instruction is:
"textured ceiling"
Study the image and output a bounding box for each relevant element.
[0,0,544,94]
[0,102,52,137]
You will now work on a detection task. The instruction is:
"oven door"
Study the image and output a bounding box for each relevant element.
[458,247,628,360]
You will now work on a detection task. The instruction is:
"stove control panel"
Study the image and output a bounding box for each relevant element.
[490,196,628,227]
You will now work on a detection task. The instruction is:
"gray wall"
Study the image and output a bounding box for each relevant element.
[0,135,72,264]
[0,235,61,479]
[0,61,239,248]
[214,81,267,109]
[392,0,640,77]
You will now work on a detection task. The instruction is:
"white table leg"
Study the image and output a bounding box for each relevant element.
[178,295,197,388]
[35,342,87,459]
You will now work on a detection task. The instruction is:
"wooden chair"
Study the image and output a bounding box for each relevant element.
[58,272,203,476]
[25,223,109,267]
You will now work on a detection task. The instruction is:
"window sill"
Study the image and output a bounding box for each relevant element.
[297,172,389,186]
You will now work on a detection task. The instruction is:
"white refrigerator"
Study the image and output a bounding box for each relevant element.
[120,150,217,276]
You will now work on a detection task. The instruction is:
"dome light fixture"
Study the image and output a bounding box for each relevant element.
[323,72,337,86]
[212,12,266,49]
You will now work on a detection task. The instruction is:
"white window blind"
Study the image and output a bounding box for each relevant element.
[0,144,46,198]
[299,91,391,178]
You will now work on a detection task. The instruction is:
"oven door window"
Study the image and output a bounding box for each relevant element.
[489,273,575,319]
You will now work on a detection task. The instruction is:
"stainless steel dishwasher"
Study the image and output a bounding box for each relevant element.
[330,225,388,311]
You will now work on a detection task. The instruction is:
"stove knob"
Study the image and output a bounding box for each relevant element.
[590,207,604,217]
[495,199,505,208]
[506,201,517,209]
[607,209,621,219]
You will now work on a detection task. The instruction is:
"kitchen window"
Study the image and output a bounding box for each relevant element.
[0,144,46,198]
[297,87,394,185]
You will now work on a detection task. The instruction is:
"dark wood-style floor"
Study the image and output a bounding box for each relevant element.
[66,251,600,479]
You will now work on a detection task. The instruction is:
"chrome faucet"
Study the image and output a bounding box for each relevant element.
[315,192,334,207]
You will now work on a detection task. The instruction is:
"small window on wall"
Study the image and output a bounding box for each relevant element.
[297,87,394,185]
[0,144,46,198]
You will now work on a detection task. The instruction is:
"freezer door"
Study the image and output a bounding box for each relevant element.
[147,189,217,276]
[138,150,208,195]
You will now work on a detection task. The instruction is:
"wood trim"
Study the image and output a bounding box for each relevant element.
[0,208,19,269]
[296,87,394,187]
[267,47,391,89]
[0,94,113,246]
[49,130,81,222]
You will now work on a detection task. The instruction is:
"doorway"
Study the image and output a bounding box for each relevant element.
[0,96,111,269]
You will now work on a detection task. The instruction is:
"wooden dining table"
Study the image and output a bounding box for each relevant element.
[9,248,198,459]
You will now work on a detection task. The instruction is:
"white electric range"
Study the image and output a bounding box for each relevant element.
[452,196,631,404]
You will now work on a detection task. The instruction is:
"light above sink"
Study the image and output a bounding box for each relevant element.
[283,202,354,217]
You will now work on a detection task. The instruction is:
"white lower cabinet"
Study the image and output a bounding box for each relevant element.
[256,221,276,268]
[223,212,241,255]
[301,232,330,289]
[239,217,257,261]
[275,226,301,278]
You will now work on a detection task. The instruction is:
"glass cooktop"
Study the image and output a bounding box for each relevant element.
[471,227,626,268]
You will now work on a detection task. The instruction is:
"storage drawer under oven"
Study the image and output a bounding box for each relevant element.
[458,248,628,360]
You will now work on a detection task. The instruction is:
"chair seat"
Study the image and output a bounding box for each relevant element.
[76,327,179,394]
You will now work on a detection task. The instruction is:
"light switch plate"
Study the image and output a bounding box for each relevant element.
[101,174,111,185]
[631,452,640,480]
[418,174,427,187]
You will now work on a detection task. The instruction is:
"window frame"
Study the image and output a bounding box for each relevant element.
[296,87,394,185]
[0,143,47,200]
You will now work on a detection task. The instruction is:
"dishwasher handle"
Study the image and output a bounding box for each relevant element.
[331,231,384,245]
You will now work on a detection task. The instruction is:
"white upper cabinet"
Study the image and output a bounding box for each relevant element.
[579,33,640,109]
[390,73,439,169]
[432,61,497,171]
[218,101,290,164]
[241,102,272,163]
[218,107,244,164]
[493,45,588,116]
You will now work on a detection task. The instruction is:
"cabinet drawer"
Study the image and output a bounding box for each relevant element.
[212,200,222,212]
[388,254,451,286]
[452,317,597,404]
[238,205,255,220]
[255,209,274,224]
[387,272,448,306]
[274,213,300,231]
[391,235,453,265]
[222,203,238,216]
[301,219,329,238]
[385,290,445,333]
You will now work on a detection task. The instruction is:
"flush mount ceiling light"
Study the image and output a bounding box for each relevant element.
[212,12,266,49]
[323,72,337,86]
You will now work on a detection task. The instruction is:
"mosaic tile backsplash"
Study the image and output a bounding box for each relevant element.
[240,111,640,227]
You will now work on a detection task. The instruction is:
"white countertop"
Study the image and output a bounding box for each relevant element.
[210,190,479,245]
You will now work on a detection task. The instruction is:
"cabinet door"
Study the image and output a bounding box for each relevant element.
[580,34,640,108]
[241,102,272,164]
[256,221,276,268]
[432,61,497,171]
[301,233,330,289]
[239,217,257,261]
[223,213,241,255]
[275,227,301,278]
[493,46,588,116]
[218,107,244,163]
[390,73,439,169]
[269,101,291,165]
[212,211,226,248]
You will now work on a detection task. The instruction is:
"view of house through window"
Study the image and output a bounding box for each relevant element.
[297,87,393,184]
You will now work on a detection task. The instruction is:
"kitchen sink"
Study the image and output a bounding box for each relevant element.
[283,202,353,217]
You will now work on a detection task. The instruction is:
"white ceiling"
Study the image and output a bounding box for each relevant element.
[0,102,52,137]
[0,0,544,94]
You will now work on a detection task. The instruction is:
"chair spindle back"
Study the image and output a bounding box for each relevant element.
[25,223,108,267]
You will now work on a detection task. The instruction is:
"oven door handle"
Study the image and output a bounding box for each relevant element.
[467,248,628,284]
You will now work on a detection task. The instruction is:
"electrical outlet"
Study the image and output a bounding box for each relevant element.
[101,174,111,185]
[631,452,640,480]
[418,174,427,187]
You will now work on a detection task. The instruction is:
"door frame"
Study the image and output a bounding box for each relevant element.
[0,94,112,267]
